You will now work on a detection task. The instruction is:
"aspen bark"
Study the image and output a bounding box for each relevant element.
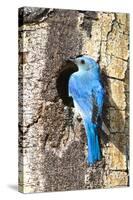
[18,7,129,193]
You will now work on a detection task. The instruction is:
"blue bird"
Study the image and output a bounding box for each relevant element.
[68,55,105,165]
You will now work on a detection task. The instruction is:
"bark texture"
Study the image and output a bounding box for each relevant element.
[18,7,129,193]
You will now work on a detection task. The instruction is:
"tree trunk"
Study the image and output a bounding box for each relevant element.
[18,7,129,193]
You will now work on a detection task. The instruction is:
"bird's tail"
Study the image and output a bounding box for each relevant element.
[83,118,101,165]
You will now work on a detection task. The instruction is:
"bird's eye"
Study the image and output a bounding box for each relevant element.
[81,59,85,64]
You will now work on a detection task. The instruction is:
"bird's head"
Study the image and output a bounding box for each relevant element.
[69,55,99,72]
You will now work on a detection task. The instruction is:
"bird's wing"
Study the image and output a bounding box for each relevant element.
[69,74,104,121]
[92,81,105,123]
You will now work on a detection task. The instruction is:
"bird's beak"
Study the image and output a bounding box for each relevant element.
[67,57,76,63]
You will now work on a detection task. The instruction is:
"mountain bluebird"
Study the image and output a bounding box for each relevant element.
[68,55,105,165]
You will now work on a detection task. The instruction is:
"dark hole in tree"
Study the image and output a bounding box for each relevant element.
[56,60,78,107]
